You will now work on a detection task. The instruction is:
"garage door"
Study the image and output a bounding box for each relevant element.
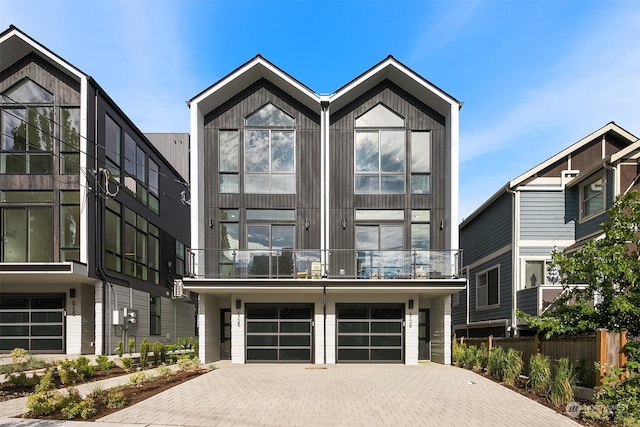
[245,304,313,362]
[337,304,404,362]
[0,294,65,353]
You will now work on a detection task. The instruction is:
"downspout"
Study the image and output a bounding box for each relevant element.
[505,187,518,336]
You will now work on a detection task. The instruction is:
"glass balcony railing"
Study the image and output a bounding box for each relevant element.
[185,249,463,280]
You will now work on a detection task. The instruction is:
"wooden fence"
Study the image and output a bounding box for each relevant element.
[455,329,629,388]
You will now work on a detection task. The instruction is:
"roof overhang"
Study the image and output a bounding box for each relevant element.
[0,262,98,286]
[0,26,85,83]
[329,56,461,117]
[189,55,320,115]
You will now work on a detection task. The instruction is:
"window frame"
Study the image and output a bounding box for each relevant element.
[150,295,161,336]
[520,258,551,290]
[476,265,500,310]
[579,173,606,221]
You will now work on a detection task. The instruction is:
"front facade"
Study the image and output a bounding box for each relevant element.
[453,122,639,338]
[0,26,195,355]
[185,56,465,364]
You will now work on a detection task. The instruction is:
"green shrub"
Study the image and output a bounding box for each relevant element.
[177,355,200,372]
[152,341,167,365]
[60,388,97,420]
[487,346,506,380]
[139,338,150,367]
[7,372,41,388]
[452,342,466,366]
[127,371,149,387]
[120,357,134,372]
[156,364,172,377]
[95,355,116,372]
[128,338,135,355]
[474,344,489,372]
[58,356,95,385]
[502,348,524,387]
[550,357,575,407]
[117,341,124,358]
[103,388,127,409]
[26,368,63,416]
[528,354,552,395]
[10,347,29,365]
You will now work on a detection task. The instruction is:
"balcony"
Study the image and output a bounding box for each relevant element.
[185,249,463,280]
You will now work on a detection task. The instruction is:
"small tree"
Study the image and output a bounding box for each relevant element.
[522,190,640,337]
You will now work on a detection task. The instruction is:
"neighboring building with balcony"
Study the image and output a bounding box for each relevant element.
[0,26,194,355]
[453,122,639,338]
[184,55,465,364]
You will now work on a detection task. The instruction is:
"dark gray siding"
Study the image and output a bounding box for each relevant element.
[468,250,513,323]
[328,80,447,251]
[203,78,321,265]
[451,289,467,326]
[520,191,574,241]
[460,192,512,266]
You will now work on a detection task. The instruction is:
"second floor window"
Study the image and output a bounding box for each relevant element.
[476,266,499,309]
[1,191,54,262]
[581,175,604,219]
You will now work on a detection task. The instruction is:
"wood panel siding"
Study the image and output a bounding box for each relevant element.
[460,192,512,266]
[203,78,322,253]
[571,137,606,171]
[329,80,447,251]
[519,191,575,241]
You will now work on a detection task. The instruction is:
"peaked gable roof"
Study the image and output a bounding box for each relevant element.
[330,55,462,116]
[189,55,320,114]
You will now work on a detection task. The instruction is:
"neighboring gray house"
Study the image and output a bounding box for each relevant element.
[453,122,639,338]
[0,26,195,355]
[184,55,466,365]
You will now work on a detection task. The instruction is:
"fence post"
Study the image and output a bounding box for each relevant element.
[488,335,493,352]
[534,333,541,355]
[596,328,608,386]
[460,336,464,345]
[620,329,628,381]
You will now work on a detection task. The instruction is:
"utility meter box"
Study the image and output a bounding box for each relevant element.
[112,310,124,326]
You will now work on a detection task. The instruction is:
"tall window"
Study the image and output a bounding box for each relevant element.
[105,198,122,272]
[105,114,121,182]
[411,210,430,276]
[0,191,53,262]
[354,104,405,194]
[476,266,499,309]
[176,240,185,277]
[148,224,160,285]
[411,131,430,194]
[150,295,160,336]
[219,209,239,275]
[148,159,159,214]
[60,190,80,262]
[581,175,604,219]
[244,104,295,194]
[59,108,80,174]
[356,224,404,278]
[1,79,55,174]
[124,207,147,280]
[219,130,239,193]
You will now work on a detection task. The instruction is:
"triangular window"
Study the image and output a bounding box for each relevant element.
[3,79,53,104]
[355,104,404,127]
[246,103,294,127]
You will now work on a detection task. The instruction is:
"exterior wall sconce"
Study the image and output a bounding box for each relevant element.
[439,219,445,230]
[408,299,414,309]
[209,218,214,229]
[341,218,347,229]
[304,219,310,230]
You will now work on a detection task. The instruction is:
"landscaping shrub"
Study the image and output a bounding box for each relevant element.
[58,356,95,385]
[127,371,149,387]
[487,346,506,380]
[60,388,97,420]
[139,338,150,367]
[26,368,63,416]
[474,343,489,372]
[117,340,124,358]
[502,348,524,387]
[157,364,172,377]
[7,372,41,389]
[103,388,127,409]
[10,347,29,365]
[128,338,135,355]
[177,355,200,372]
[120,357,134,372]
[452,342,466,367]
[528,354,551,395]
[550,357,575,407]
[462,345,477,370]
[95,355,116,372]
[152,341,167,365]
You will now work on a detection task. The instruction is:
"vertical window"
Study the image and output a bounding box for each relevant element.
[411,210,430,277]
[124,133,137,194]
[176,240,185,277]
[148,224,160,285]
[150,296,160,336]
[476,266,499,309]
[581,175,604,219]
[1,79,55,175]
[148,159,159,214]
[219,209,239,275]
[105,114,121,182]
[60,108,80,174]
[244,104,295,194]
[523,260,547,289]
[124,207,147,280]
[355,225,403,278]
[247,224,294,277]
[354,104,405,194]
[104,198,121,272]
[0,190,53,262]
[60,190,80,262]
[411,131,430,194]
[219,130,239,193]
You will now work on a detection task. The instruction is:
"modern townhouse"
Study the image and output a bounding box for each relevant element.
[453,122,639,338]
[0,26,195,355]
[184,55,466,365]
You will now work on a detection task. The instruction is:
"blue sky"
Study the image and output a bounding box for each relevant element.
[2,0,639,220]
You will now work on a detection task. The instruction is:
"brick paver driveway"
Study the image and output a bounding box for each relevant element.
[98,361,580,427]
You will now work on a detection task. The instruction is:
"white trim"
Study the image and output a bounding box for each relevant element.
[466,244,512,270]
[518,240,575,248]
[79,76,89,264]
[519,257,552,290]
[189,103,205,276]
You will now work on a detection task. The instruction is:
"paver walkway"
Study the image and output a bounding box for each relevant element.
[92,362,580,427]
